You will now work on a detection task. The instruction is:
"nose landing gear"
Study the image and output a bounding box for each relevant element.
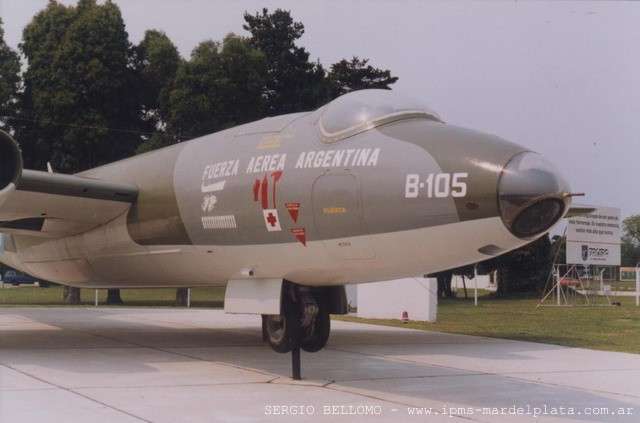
[263,282,331,354]
[261,281,344,379]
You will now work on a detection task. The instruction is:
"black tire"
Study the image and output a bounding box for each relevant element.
[265,313,300,353]
[300,308,330,353]
[266,301,300,353]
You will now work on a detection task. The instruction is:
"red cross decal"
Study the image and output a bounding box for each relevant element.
[266,212,278,227]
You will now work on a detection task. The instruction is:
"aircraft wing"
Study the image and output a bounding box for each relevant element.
[0,131,137,237]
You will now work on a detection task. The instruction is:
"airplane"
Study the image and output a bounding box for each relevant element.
[1,89,577,354]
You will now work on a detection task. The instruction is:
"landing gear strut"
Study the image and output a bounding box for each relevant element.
[262,282,333,379]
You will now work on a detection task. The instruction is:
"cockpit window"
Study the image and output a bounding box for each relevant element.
[317,89,442,143]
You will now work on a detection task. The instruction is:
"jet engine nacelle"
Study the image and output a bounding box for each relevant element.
[0,131,23,208]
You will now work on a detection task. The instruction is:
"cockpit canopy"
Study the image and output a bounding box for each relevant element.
[317,89,442,143]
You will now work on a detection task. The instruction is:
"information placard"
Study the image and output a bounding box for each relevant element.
[566,206,621,265]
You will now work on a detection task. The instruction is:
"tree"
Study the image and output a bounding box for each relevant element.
[431,264,475,299]
[176,288,189,306]
[243,8,328,115]
[327,56,398,96]
[550,234,566,265]
[431,270,454,298]
[452,264,476,298]
[622,239,640,268]
[167,34,267,139]
[16,0,142,173]
[478,235,553,296]
[0,18,21,133]
[106,289,123,305]
[134,29,181,153]
[622,215,640,266]
[136,30,181,124]
[63,286,81,305]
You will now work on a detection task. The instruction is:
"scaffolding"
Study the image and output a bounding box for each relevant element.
[538,264,614,307]
[538,230,616,308]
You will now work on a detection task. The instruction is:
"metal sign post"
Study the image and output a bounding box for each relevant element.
[292,347,301,380]
[474,265,478,306]
[636,267,640,307]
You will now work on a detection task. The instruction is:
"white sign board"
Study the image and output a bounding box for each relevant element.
[566,206,621,265]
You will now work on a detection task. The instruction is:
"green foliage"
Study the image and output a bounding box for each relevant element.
[622,215,640,247]
[431,270,454,298]
[12,4,398,159]
[0,18,21,133]
[134,29,181,134]
[16,0,142,173]
[479,235,553,296]
[133,29,181,152]
[622,215,640,266]
[167,34,267,140]
[328,56,399,96]
[243,8,329,115]
[550,234,566,264]
[135,132,175,155]
[501,235,552,295]
[431,264,475,298]
[622,239,640,268]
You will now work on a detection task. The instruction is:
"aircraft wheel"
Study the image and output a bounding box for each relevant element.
[300,307,330,353]
[265,300,300,353]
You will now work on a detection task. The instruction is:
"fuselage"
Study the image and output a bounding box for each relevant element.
[0,90,571,288]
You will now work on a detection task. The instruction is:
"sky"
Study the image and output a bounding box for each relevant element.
[2,1,640,221]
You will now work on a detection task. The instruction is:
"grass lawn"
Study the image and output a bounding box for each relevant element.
[2,285,639,354]
[0,285,225,308]
[339,292,640,354]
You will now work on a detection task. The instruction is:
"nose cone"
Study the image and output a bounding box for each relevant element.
[498,152,571,239]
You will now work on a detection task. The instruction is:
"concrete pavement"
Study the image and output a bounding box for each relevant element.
[1,307,639,422]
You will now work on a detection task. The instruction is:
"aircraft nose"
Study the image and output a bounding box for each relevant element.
[498,152,571,239]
